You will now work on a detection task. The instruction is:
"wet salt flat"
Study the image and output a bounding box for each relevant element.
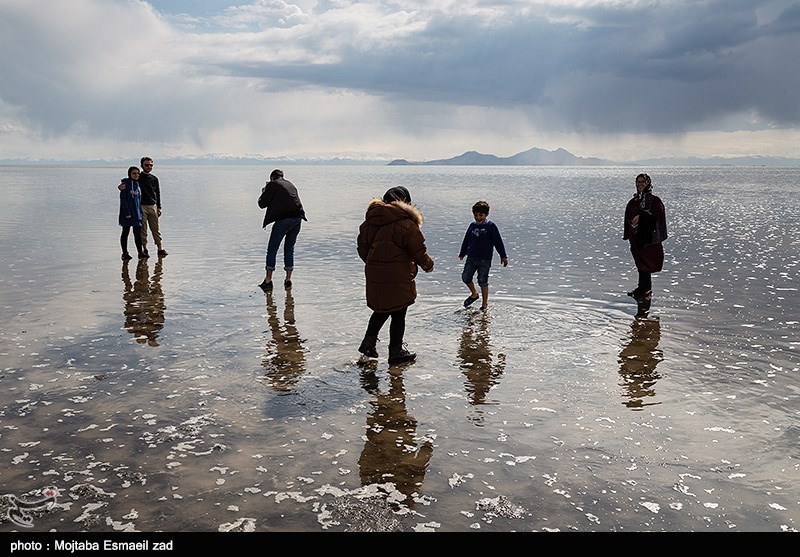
[0,164,798,532]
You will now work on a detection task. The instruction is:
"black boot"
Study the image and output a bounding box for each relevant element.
[388,343,416,364]
[627,287,651,302]
[358,335,379,358]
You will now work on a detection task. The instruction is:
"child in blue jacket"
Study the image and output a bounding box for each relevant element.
[459,200,508,311]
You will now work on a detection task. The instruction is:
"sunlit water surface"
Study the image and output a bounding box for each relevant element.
[0,164,798,532]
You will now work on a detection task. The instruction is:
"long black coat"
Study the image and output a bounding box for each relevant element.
[623,191,667,273]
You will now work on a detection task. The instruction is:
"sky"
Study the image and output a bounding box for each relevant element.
[1,0,799,162]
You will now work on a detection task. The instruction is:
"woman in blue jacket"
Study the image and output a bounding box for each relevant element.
[119,166,144,260]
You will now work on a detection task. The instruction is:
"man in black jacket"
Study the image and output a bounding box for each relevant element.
[138,157,167,258]
[258,169,307,291]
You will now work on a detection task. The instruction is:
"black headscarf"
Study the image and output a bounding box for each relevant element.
[635,173,654,211]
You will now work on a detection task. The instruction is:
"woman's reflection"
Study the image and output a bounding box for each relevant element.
[358,367,433,509]
[618,312,663,410]
[261,289,307,391]
[458,315,505,424]
[121,258,165,347]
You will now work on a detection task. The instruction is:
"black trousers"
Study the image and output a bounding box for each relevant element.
[121,225,143,255]
[638,270,652,292]
[365,307,407,347]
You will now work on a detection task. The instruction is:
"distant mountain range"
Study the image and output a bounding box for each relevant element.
[389,147,610,166]
[388,147,800,167]
[3,147,799,166]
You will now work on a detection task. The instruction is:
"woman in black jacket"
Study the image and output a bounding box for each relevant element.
[623,173,668,303]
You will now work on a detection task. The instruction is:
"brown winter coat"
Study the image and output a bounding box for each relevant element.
[357,198,434,313]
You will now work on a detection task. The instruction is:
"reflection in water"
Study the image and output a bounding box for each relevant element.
[458,315,506,424]
[261,290,307,391]
[618,311,663,410]
[358,367,433,509]
[121,258,165,347]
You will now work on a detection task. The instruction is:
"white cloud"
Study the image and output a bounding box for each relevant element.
[1,0,799,161]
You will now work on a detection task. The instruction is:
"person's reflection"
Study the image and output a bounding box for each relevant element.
[121,258,165,347]
[458,315,506,424]
[618,311,663,410]
[358,367,433,509]
[261,289,307,391]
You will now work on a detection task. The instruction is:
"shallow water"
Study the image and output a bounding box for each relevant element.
[0,164,798,532]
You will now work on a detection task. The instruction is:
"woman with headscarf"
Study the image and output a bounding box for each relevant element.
[118,166,144,260]
[623,173,668,302]
[357,186,434,364]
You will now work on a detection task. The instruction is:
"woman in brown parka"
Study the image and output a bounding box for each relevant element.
[357,186,434,364]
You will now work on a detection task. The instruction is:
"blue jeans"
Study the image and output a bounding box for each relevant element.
[265,217,302,271]
[462,257,491,288]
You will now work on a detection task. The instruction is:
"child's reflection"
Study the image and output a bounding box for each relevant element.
[458,315,505,424]
[358,367,433,509]
[618,314,663,409]
[121,258,165,347]
[261,290,307,391]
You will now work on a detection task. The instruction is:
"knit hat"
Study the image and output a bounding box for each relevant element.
[383,186,411,203]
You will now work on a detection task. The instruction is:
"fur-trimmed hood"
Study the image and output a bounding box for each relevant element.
[364,198,423,228]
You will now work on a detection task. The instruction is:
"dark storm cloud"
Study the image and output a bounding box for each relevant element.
[206,0,800,133]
